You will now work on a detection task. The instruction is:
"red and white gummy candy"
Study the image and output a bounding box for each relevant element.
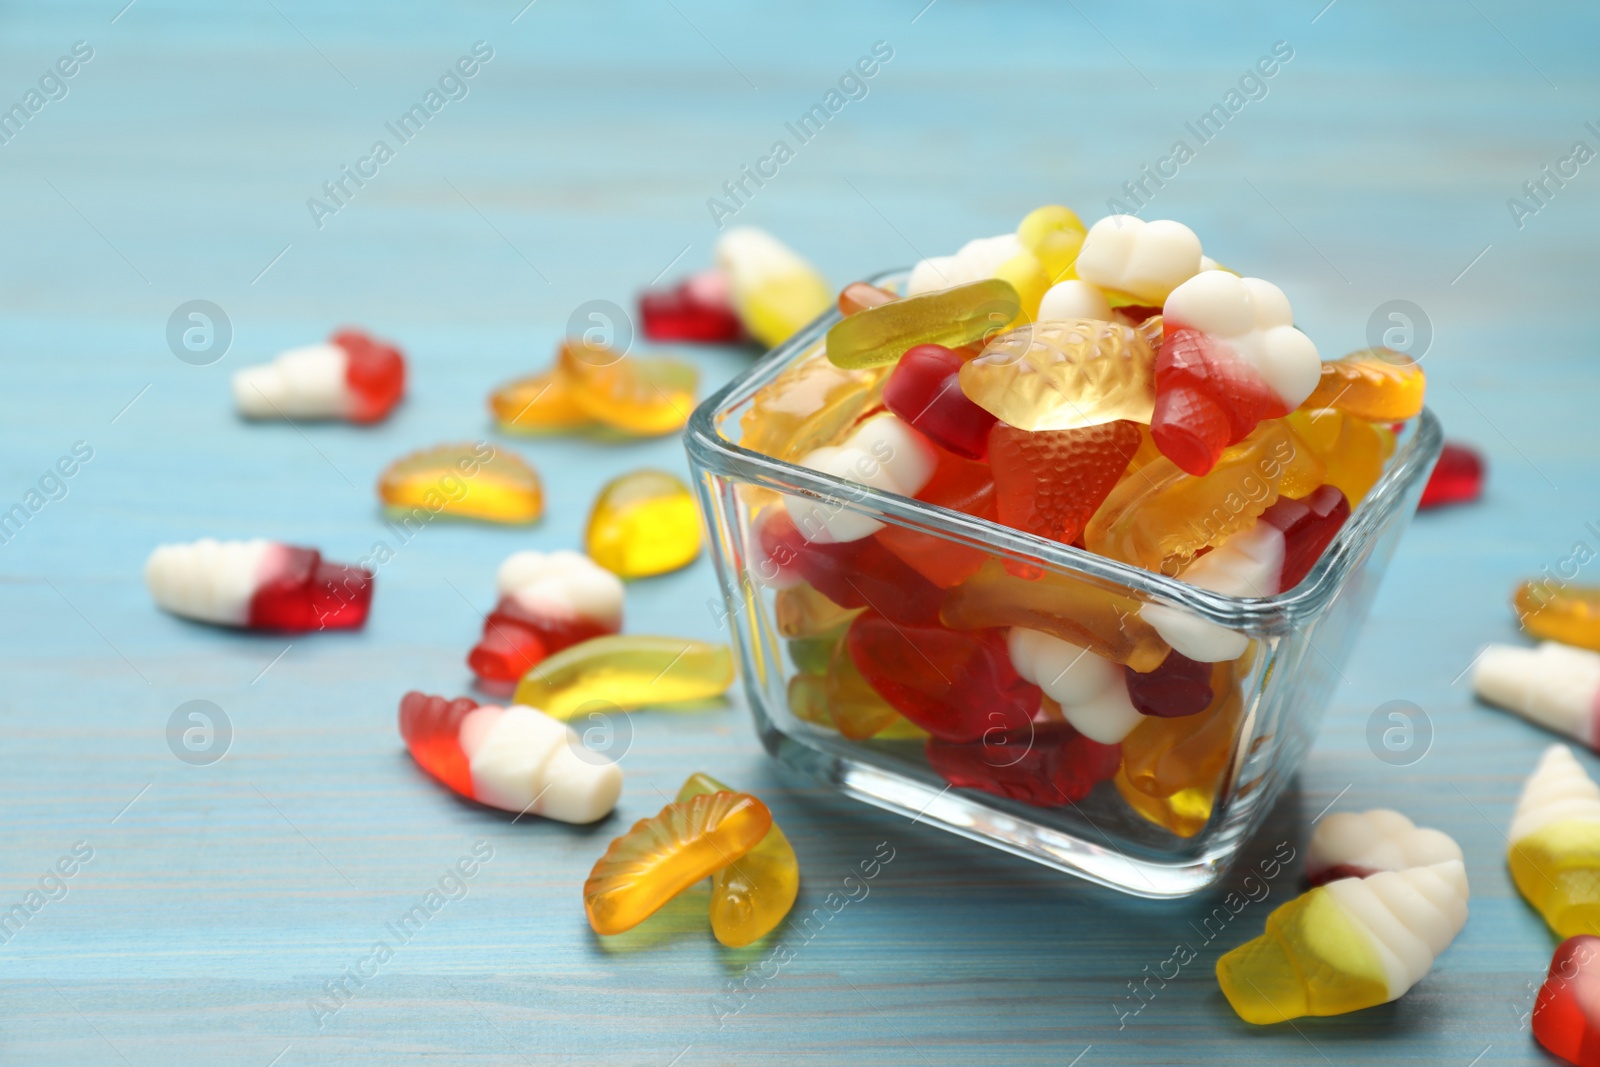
[144,538,373,631]
[232,329,405,424]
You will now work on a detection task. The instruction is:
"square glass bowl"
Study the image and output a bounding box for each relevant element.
[684,271,1442,898]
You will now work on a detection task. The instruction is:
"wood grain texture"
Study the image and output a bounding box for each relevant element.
[0,0,1595,1062]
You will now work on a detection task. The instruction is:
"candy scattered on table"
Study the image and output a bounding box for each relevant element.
[1518,583,1600,653]
[715,227,831,349]
[1508,744,1600,938]
[584,788,771,936]
[232,328,405,424]
[1305,809,1464,885]
[1532,934,1600,1067]
[1419,441,1485,509]
[1474,642,1600,748]
[640,269,746,344]
[676,772,798,946]
[586,469,702,578]
[490,341,698,437]
[399,692,621,823]
[512,635,735,719]
[378,442,543,524]
[488,370,590,434]
[468,550,624,683]
[145,538,372,631]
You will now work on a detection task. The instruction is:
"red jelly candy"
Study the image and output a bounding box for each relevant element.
[1260,484,1351,590]
[399,691,480,798]
[989,419,1142,547]
[333,328,406,424]
[758,509,943,626]
[1419,442,1485,509]
[468,597,614,683]
[1124,650,1213,718]
[639,270,745,344]
[846,611,1039,741]
[874,446,997,589]
[1152,327,1287,476]
[926,722,1121,806]
[1533,935,1600,1066]
[883,344,998,460]
[248,546,373,631]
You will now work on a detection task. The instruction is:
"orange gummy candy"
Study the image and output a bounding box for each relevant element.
[558,340,698,436]
[738,352,887,462]
[1116,660,1244,837]
[488,370,591,433]
[1300,348,1425,422]
[1286,408,1395,508]
[989,420,1142,548]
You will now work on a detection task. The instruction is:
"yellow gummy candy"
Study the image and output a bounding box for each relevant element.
[959,318,1156,432]
[775,582,860,639]
[586,469,702,579]
[1084,418,1325,574]
[717,228,832,349]
[787,671,833,726]
[1515,582,1600,652]
[377,442,542,524]
[676,772,799,947]
[558,341,697,436]
[1016,204,1086,283]
[1115,661,1242,838]
[488,370,591,433]
[824,279,1021,370]
[1510,819,1600,938]
[993,250,1051,323]
[826,637,923,740]
[513,635,734,719]
[1301,348,1426,421]
[1286,408,1394,508]
[739,353,888,462]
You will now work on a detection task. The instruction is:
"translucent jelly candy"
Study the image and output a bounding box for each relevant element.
[1473,643,1600,749]
[1084,418,1324,574]
[1215,860,1469,1024]
[1508,745,1600,938]
[512,635,734,719]
[846,612,1039,742]
[926,721,1120,807]
[640,269,745,344]
[1115,660,1242,837]
[824,279,1020,370]
[989,420,1142,548]
[757,508,943,626]
[584,790,772,935]
[1285,407,1394,507]
[1518,582,1600,653]
[1007,627,1141,743]
[1074,216,1202,306]
[558,341,698,436]
[788,671,832,727]
[233,328,405,424]
[1305,809,1463,886]
[586,470,702,578]
[873,447,996,589]
[1419,441,1485,509]
[838,281,897,316]
[882,344,997,460]
[1301,348,1426,421]
[715,227,831,348]
[1153,272,1321,476]
[1017,204,1087,283]
[783,413,938,544]
[1123,650,1212,718]
[489,371,591,434]
[398,692,621,823]
[940,560,1171,672]
[676,772,798,946]
[1533,935,1600,1067]
[775,582,859,639]
[738,353,886,462]
[379,442,543,524]
[468,550,623,683]
[144,538,372,631]
[825,636,920,739]
[958,319,1156,432]
[1266,484,1351,589]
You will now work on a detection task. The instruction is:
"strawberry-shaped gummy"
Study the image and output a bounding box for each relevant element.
[639,269,745,344]
[1124,650,1213,718]
[333,329,406,424]
[1534,935,1600,1066]
[250,546,373,631]
[1419,442,1485,509]
[874,444,996,589]
[846,611,1040,742]
[926,721,1121,806]
[757,508,942,626]
[1260,484,1350,590]
[883,344,997,460]
[989,419,1142,546]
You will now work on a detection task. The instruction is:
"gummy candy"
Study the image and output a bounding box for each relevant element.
[398,692,621,823]
[1083,418,1324,574]
[1285,407,1394,507]
[775,582,860,639]
[1517,582,1600,653]
[1301,348,1425,421]
[784,414,937,543]
[1263,484,1350,589]
[233,329,405,424]
[989,420,1142,549]
[1123,649,1212,718]
[1037,280,1111,323]
[1419,442,1485,509]
[846,611,1039,742]
[1215,860,1468,1024]
[757,508,943,626]
[145,538,372,631]
[512,635,735,719]
[825,635,921,739]
[958,319,1155,432]
[1115,660,1242,837]
[1508,745,1600,938]
[882,344,997,460]
[586,470,702,579]
[640,269,745,344]
[1074,216,1201,306]
[1007,627,1141,743]
[838,281,897,316]
[1017,205,1087,284]
[584,790,772,935]
[908,234,1023,296]
[715,227,832,348]
[1532,934,1600,1067]
[926,721,1120,806]
[1473,643,1600,749]
[1305,809,1463,886]
[468,550,623,683]
[1152,272,1321,476]
[676,772,798,947]
[787,671,832,727]
[940,560,1171,672]
[872,446,996,589]
[993,250,1050,323]
[558,341,698,436]
[787,631,841,675]
[379,442,543,524]
[739,353,887,462]
[489,370,592,434]
[825,279,1020,370]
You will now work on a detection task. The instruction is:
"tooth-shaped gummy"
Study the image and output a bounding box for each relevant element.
[1074,216,1203,305]
[1163,271,1322,410]
[1473,642,1600,749]
[907,233,1023,296]
[233,343,348,419]
[496,549,624,631]
[785,413,937,543]
[1508,744,1600,937]
[144,538,277,626]
[1140,519,1285,662]
[1306,809,1464,884]
[1216,860,1469,1024]
[446,702,621,824]
[1007,627,1141,743]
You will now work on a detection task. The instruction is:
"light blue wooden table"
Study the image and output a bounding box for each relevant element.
[2,1,1597,1062]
